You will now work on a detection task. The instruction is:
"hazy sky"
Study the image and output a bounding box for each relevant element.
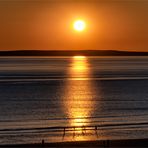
[0,0,148,51]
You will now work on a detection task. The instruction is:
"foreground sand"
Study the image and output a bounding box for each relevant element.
[1,139,148,148]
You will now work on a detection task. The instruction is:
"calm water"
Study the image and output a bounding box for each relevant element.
[0,56,148,145]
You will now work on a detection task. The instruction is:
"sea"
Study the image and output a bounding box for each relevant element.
[0,56,148,145]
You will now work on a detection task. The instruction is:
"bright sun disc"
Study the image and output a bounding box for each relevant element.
[74,20,86,32]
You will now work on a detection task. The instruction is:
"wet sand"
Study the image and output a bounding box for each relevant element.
[1,139,148,148]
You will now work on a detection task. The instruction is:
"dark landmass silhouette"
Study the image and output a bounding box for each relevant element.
[0,50,148,56]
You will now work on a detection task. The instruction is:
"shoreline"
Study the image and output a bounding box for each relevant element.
[1,139,148,147]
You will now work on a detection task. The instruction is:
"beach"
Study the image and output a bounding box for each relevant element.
[1,139,148,148]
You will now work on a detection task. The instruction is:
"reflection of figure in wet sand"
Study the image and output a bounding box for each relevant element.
[82,125,86,135]
[62,127,66,140]
[95,126,98,138]
[73,127,75,138]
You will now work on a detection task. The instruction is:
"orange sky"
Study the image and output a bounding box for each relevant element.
[0,0,148,51]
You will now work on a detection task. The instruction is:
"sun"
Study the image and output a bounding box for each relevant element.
[73,20,86,32]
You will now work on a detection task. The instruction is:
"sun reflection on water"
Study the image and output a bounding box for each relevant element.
[63,56,96,140]
[71,56,88,79]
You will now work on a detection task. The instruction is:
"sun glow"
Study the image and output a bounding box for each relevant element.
[73,56,86,59]
[73,20,86,32]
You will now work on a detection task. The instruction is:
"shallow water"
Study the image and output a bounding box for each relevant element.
[0,56,148,144]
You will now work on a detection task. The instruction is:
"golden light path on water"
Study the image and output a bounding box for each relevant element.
[63,56,97,141]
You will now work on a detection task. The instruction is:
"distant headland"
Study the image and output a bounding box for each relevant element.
[0,50,148,56]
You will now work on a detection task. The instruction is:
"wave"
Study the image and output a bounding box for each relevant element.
[1,113,148,122]
[0,76,148,82]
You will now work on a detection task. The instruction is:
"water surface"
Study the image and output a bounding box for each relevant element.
[0,56,148,144]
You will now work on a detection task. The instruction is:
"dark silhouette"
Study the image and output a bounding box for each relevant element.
[0,50,148,56]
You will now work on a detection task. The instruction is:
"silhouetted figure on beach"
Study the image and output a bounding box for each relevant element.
[42,139,45,146]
